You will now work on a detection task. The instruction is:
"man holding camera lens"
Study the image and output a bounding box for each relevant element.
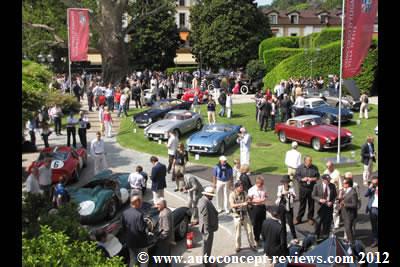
[229,181,257,253]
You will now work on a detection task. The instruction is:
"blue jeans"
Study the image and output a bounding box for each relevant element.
[219,106,225,116]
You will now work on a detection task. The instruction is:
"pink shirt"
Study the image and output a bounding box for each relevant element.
[103,112,112,122]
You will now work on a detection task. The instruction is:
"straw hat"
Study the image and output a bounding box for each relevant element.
[202,186,216,197]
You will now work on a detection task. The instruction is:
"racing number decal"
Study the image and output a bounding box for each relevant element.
[51,160,64,169]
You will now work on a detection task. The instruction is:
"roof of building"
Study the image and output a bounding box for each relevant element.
[262,8,342,25]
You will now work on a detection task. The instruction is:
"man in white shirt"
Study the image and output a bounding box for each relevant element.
[293,94,305,116]
[90,132,108,174]
[49,105,63,135]
[128,166,146,196]
[118,93,129,118]
[324,161,342,229]
[166,131,179,174]
[248,176,267,246]
[104,85,114,111]
[92,83,103,110]
[285,142,302,182]
[236,127,251,166]
[25,167,43,194]
[38,158,53,199]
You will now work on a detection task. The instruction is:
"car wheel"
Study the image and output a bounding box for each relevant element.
[196,119,202,130]
[240,85,249,95]
[279,131,287,143]
[219,142,225,155]
[322,114,332,124]
[312,138,322,151]
[175,216,189,241]
[173,129,180,139]
[106,198,118,220]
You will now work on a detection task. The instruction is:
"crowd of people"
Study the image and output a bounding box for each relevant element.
[24,71,377,267]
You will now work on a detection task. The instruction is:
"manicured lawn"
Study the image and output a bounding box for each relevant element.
[117,103,378,175]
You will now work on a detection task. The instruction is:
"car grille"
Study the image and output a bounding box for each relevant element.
[189,145,210,152]
[341,114,353,121]
[332,136,352,146]
[148,133,165,139]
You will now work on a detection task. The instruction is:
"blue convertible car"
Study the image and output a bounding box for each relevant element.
[293,98,353,124]
[186,124,241,154]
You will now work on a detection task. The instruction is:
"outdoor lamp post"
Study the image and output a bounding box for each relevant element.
[161,51,165,70]
[199,51,203,86]
[37,53,45,63]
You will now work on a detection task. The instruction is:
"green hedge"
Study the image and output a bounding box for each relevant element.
[263,40,378,94]
[313,28,341,47]
[166,66,198,76]
[258,36,299,60]
[245,59,267,81]
[299,32,320,48]
[263,47,303,73]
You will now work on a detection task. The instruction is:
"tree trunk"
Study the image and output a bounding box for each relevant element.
[98,0,128,84]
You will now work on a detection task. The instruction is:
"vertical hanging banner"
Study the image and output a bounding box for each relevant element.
[68,8,89,62]
[342,0,377,78]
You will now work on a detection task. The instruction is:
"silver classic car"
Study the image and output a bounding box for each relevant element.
[144,110,203,141]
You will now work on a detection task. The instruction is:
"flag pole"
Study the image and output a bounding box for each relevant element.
[337,0,346,163]
[67,8,72,95]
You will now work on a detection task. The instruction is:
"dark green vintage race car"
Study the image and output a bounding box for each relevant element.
[68,169,191,240]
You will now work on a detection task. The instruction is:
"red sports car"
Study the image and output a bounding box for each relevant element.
[181,88,208,103]
[27,146,88,184]
[274,115,353,151]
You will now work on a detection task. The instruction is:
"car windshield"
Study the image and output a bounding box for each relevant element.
[311,100,328,107]
[38,151,69,161]
[302,118,323,127]
[204,125,232,132]
[165,114,185,120]
[152,101,171,110]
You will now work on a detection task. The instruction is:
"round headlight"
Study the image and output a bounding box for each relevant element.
[148,118,152,123]
[79,201,95,216]
[325,137,331,143]
[213,140,218,146]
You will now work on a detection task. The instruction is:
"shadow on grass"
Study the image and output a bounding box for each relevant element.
[253,166,279,174]
[230,113,245,118]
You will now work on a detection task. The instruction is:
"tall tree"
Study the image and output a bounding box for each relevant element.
[127,0,180,71]
[190,0,272,70]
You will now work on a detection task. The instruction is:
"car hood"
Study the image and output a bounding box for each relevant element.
[147,120,181,132]
[308,125,352,139]
[187,131,224,145]
[313,105,351,116]
[134,109,166,120]
[68,186,114,216]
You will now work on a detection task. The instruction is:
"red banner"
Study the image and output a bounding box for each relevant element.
[68,8,89,62]
[342,0,377,78]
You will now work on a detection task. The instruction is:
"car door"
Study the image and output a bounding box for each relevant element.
[304,101,313,115]
[283,120,296,141]
[181,114,193,134]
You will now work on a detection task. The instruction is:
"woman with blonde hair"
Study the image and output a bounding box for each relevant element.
[173,143,189,192]
[239,164,252,193]
[103,106,113,138]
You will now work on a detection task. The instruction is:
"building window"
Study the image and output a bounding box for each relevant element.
[179,0,185,6]
[290,14,298,24]
[179,13,186,28]
[320,14,328,24]
[269,14,277,24]
[290,33,297,37]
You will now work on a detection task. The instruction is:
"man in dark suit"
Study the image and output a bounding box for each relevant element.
[361,136,376,186]
[150,156,167,204]
[365,176,378,247]
[258,96,272,131]
[280,94,292,122]
[339,178,358,244]
[261,206,287,257]
[198,186,219,267]
[121,195,149,267]
[312,174,337,240]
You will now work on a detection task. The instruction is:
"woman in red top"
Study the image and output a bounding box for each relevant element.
[114,88,122,112]
[98,94,106,107]
[103,106,113,138]
[265,88,272,101]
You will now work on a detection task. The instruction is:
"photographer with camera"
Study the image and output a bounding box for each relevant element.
[229,181,257,253]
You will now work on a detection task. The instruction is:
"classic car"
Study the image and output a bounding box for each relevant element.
[321,89,361,111]
[144,110,203,140]
[69,169,192,234]
[27,146,87,184]
[132,99,191,128]
[181,88,208,103]
[292,98,354,124]
[186,123,241,154]
[274,115,353,151]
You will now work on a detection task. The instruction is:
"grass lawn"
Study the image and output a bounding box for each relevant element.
[117,103,378,175]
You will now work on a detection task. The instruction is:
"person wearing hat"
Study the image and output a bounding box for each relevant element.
[198,186,219,266]
[275,175,297,244]
[236,127,251,166]
[285,142,302,183]
[261,206,287,257]
[212,155,233,214]
[229,181,257,253]
[312,174,337,240]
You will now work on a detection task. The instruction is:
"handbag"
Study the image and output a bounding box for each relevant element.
[86,122,91,130]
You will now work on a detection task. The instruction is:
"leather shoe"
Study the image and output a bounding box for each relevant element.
[294,219,301,225]
[235,248,241,253]
[308,219,315,226]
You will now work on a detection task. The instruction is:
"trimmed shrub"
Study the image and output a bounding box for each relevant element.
[313,28,341,47]
[258,36,299,59]
[263,40,378,94]
[166,66,198,76]
[45,90,81,114]
[299,32,320,48]
[246,59,267,81]
[263,47,303,73]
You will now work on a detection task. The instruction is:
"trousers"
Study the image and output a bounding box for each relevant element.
[297,187,315,221]
[369,207,378,242]
[202,231,214,266]
[54,117,62,134]
[188,192,200,222]
[93,154,107,174]
[66,127,76,147]
[233,214,256,249]
[250,205,266,242]
[152,189,164,204]
[315,206,333,238]
[359,103,368,119]
[128,247,148,267]
[78,128,87,149]
[104,121,112,138]
[216,180,230,212]
[363,159,373,184]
